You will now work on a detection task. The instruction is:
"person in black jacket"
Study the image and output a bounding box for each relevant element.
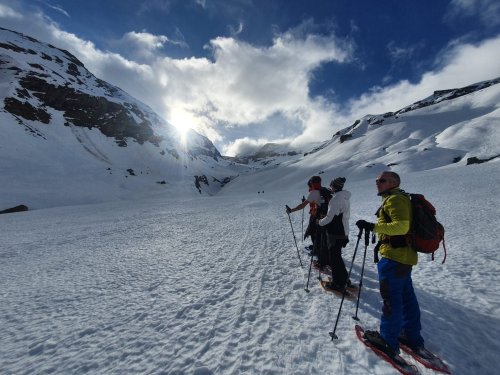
[318,177,351,291]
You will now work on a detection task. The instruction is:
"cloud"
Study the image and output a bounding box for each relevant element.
[194,0,206,8]
[228,21,244,36]
[125,30,170,49]
[386,41,424,62]
[345,36,500,119]
[38,1,70,17]
[224,137,272,156]
[201,32,351,124]
[113,30,188,61]
[445,0,500,27]
[381,41,426,84]
[48,5,69,17]
[0,3,23,18]
[136,27,353,153]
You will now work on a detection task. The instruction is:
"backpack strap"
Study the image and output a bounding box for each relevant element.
[376,197,391,222]
[440,237,447,264]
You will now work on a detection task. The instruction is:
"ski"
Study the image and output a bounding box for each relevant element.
[398,341,451,374]
[355,325,421,375]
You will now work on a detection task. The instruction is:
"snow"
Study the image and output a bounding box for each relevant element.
[2,161,499,374]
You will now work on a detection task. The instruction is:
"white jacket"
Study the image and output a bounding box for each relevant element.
[318,190,351,235]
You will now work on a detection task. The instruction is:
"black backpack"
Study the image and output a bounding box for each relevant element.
[318,187,332,216]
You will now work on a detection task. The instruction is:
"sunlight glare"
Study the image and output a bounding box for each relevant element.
[170,109,194,146]
[174,123,190,145]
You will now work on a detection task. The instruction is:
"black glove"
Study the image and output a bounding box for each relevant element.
[285,205,292,214]
[356,220,375,232]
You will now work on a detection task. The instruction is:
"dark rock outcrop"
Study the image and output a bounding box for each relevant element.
[0,204,28,214]
[466,155,500,165]
[194,175,209,193]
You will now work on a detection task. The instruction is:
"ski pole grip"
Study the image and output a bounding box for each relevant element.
[364,229,370,246]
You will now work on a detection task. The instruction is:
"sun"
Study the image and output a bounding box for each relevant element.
[173,122,190,141]
[170,109,194,145]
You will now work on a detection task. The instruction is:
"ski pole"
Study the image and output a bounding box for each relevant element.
[329,228,363,340]
[286,206,304,268]
[352,228,371,321]
[317,236,324,282]
[316,226,328,281]
[301,196,305,242]
[304,252,314,292]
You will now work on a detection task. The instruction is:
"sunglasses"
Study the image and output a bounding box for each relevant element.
[376,178,388,184]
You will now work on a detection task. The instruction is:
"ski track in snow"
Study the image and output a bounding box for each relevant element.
[1,163,500,374]
[0,197,369,375]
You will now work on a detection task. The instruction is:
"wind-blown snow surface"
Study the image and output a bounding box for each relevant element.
[2,162,499,374]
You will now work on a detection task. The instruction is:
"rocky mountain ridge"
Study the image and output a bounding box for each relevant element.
[0,27,221,160]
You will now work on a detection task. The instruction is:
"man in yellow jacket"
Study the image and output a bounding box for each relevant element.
[356,171,425,358]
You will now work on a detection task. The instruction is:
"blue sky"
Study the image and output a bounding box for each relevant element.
[1,0,500,155]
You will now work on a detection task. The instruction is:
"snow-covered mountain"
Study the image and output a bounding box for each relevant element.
[224,142,317,171]
[0,27,241,210]
[222,77,500,195]
[2,26,499,210]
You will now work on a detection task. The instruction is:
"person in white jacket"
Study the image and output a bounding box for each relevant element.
[318,177,351,292]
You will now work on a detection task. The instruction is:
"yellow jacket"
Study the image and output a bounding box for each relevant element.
[374,188,418,265]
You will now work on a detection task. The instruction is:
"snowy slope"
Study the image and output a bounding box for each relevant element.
[1,161,499,374]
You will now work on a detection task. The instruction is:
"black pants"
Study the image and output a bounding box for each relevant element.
[315,227,329,268]
[327,234,348,286]
[305,216,316,245]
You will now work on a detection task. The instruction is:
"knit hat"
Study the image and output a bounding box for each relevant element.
[330,177,346,190]
[310,175,321,184]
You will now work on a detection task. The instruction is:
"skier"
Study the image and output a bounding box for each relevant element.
[356,171,425,358]
[318,177,351,292]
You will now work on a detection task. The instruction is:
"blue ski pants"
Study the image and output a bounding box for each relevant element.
[377,257,424,350]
